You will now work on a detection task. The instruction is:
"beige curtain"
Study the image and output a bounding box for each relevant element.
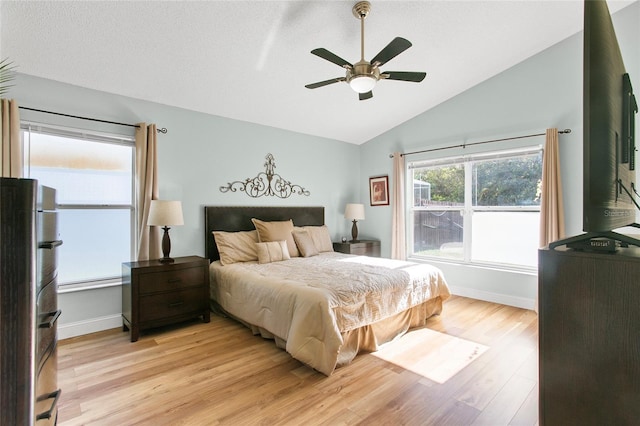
[391,152,406,260]
[135,123,161,261]
[539,128,565,247]
[1,99,22,177]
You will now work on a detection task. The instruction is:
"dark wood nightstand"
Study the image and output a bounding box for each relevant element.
[333,239,381,257]
[121,255,210,342]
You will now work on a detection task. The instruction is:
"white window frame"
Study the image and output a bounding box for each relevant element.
[21,122,137,287]
[407,146,542,272]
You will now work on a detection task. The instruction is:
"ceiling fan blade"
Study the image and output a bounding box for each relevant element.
[371,37,412,67]
[359,91,373,101]
[382,71,427,82]
[310,48,353,69]
[305,77,346,89]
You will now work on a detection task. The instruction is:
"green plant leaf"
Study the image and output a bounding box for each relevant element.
[0,58,17,97]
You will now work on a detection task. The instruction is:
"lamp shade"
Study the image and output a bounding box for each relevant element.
[148,200,184,226]
[344,203,365,221]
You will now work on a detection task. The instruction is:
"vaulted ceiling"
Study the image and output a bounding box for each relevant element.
[1,1,636,144]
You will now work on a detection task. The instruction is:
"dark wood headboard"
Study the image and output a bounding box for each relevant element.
[204,206,325,262]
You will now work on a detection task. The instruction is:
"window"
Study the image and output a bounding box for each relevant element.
[22,124,135,286]
[409,148,542,269]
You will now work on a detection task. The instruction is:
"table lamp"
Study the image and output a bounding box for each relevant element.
[344,203,365,242]
[148,200,184,263]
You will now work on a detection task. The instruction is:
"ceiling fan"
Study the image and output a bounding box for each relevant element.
[305,1,426,101]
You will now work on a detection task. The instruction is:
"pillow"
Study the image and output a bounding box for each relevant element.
[300,225,334,253]
[251,218,300,258]
[256,241,291,264]
[292,230,319,258]
[212,230,258,265]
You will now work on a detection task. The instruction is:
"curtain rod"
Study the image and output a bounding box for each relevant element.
[18,106,168,134]
[389,128,571,158]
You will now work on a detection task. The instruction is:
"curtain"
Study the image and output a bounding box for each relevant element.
[1,98,22,177]
[539,128,565,247]
[135,123,161,261]
[391,152,406,260]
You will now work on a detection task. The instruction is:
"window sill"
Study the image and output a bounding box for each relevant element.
[407,255,537,276]
[57,279,122,294]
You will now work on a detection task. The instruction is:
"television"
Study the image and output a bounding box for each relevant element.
[552,0,639,249]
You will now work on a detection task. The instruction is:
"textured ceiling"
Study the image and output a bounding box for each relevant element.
[1,0,636,144]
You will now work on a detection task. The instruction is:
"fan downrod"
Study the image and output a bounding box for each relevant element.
[352,1,371,19]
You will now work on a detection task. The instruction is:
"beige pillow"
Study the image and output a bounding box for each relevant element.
[212,230,258,265]
[251,218,300,258]
[292,230,319,258]
[256,241,291,264]
[301,225,334,253]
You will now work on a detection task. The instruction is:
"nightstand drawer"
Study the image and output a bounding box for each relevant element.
[139,287,205,323]
[349,245,380,256]
[138,266,204,294]
[333,240,381,257]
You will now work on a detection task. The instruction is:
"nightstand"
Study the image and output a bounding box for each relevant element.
[121,255,210,342]
[333,239,381,257]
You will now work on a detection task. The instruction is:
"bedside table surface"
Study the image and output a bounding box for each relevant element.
[123,255,207,270]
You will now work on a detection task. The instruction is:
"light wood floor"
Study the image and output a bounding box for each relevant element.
[57,296,539,425]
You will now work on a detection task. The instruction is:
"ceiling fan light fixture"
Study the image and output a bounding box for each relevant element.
[305,0,426,100]
[349,75,377,93]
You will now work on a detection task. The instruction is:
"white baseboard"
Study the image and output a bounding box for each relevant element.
[449,285,536,311]
[58,314,122,341]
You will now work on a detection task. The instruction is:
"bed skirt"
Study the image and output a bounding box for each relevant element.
[210,296,444,373]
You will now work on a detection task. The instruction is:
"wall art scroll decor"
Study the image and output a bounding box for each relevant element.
[220,153,310,198]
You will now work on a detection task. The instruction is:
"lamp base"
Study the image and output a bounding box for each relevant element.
[351,219,359,242]
[159,226,174,263]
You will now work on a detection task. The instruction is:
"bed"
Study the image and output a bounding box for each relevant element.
[205,206,451,376]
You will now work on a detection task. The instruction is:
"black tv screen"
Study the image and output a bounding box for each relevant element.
[583,0,638,233]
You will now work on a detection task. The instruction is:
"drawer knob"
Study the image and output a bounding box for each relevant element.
[168,301,184,308]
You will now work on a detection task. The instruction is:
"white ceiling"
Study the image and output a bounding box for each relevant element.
[1,0,636,144]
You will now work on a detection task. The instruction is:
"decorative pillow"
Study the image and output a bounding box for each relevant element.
[212,230,259,265]
[292,230,319,258]
[256,241,291,264]
[251,218,300,257]
[301,225,334,253]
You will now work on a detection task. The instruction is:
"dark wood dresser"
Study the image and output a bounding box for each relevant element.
[538,246,640,425]
[122,256,210,342]
[333,239,381,257]
[1,179,62,426]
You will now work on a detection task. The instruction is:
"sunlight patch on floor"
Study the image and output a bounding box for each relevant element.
[373,328,488,384]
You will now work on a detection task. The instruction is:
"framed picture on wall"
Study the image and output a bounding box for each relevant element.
[369,175,389,206]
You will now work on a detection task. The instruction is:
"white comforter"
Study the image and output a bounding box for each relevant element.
[209,252,450,375]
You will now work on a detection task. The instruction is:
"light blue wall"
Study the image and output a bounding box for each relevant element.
[358,3,639,308]
[10,74,360,337]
